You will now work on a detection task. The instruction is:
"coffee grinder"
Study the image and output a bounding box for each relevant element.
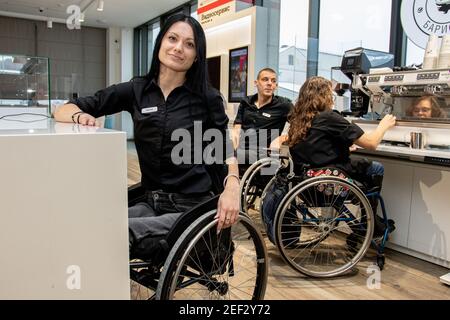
[339,47,395,117]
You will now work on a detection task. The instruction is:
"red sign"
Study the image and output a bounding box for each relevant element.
[197,0,234,14]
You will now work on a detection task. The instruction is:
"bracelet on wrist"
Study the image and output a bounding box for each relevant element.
[71,111,84,124]
[223,173,240,188]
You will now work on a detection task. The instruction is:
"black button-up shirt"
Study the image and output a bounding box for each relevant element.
[234,94,293,150]
[289,110,364,174]
[71,77,232,194]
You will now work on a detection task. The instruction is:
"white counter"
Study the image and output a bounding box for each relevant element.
[353,149,450,269]
[0,119,130,299]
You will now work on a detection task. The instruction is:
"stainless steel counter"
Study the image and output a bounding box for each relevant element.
[354,143,450,167]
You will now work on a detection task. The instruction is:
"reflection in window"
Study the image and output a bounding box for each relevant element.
[319,0,391,81]
[403,95,449,120]
[278,0,309,100]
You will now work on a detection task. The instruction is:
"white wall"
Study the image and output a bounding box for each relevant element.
[105,26,134,137]
[106,27,123,131]
[120,28,134,139]
[106,27,133,139]
[107,27,122,86]
[204,6,269,122]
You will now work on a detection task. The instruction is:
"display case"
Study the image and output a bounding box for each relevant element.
[0,54,50,116]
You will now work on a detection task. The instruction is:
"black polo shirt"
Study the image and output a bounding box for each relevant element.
[70,77,232,194]
[289,111,364,174]
[234,94,293,150]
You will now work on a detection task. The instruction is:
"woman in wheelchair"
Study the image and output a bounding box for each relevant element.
[55,13,240,251]
[54,14,269,300]
[260,76,397,276]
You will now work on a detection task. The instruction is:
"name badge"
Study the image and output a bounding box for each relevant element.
[262,112,271,118]
[142,107,158,114]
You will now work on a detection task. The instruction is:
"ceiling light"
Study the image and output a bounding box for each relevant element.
[47,20,52,28]
[97,0,104,12]
[78,12,85,23]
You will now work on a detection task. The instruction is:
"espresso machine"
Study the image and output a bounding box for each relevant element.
[338,48,395,117]
[351,67,450,165]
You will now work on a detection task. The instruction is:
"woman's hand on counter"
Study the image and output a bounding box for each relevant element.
[78,113,101,127]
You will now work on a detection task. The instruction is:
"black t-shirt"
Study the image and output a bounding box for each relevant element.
[234,94,293,150]
[289,111,364,174]
[71,77,233,194]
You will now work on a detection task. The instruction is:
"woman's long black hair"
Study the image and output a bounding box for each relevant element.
[146,13,209,96]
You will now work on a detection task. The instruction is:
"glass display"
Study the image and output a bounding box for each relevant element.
[0,54,50,115]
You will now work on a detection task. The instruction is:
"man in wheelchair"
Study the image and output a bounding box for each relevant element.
[262,76,397,245]
[232,68,293,177]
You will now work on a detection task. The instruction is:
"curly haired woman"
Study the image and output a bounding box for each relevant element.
[263,76,396,242]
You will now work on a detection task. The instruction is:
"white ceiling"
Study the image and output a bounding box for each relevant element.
[0,0,189,28]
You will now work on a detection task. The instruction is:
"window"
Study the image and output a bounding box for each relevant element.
[190,2,198,20]
[288,54,294,66]
[278,0,309,100]
[406,38,425,66]
[318,0,392,81]
[147,21,160,68]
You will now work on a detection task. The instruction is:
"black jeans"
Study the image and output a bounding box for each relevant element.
[129,190,214,242]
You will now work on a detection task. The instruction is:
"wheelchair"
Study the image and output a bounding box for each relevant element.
[128,183,269,300]
[240,150,293,213]
[241,157,393,278]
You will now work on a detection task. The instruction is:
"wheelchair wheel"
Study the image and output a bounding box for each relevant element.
[274,176,374,278]
[260,175,332,248]
[155,210,268,300]
[240,158,280,213]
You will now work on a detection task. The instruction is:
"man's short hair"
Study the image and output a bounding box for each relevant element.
[257,67,277,80]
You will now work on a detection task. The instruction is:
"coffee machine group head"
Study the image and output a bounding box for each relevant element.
[340,47,395,117]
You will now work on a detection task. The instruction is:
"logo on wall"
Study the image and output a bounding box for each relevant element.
[197,0,235,28]
[401,0,450,49]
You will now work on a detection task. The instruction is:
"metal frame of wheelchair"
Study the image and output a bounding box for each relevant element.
[128,183,269,300]
[240,155,293,213]
[240,156,392,278]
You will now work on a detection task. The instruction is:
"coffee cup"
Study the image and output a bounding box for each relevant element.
[423,34,440,69]
[438,34,450,68]
[410,132,425,149]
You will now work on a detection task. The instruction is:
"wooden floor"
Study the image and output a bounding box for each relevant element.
[126,146,450,300]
